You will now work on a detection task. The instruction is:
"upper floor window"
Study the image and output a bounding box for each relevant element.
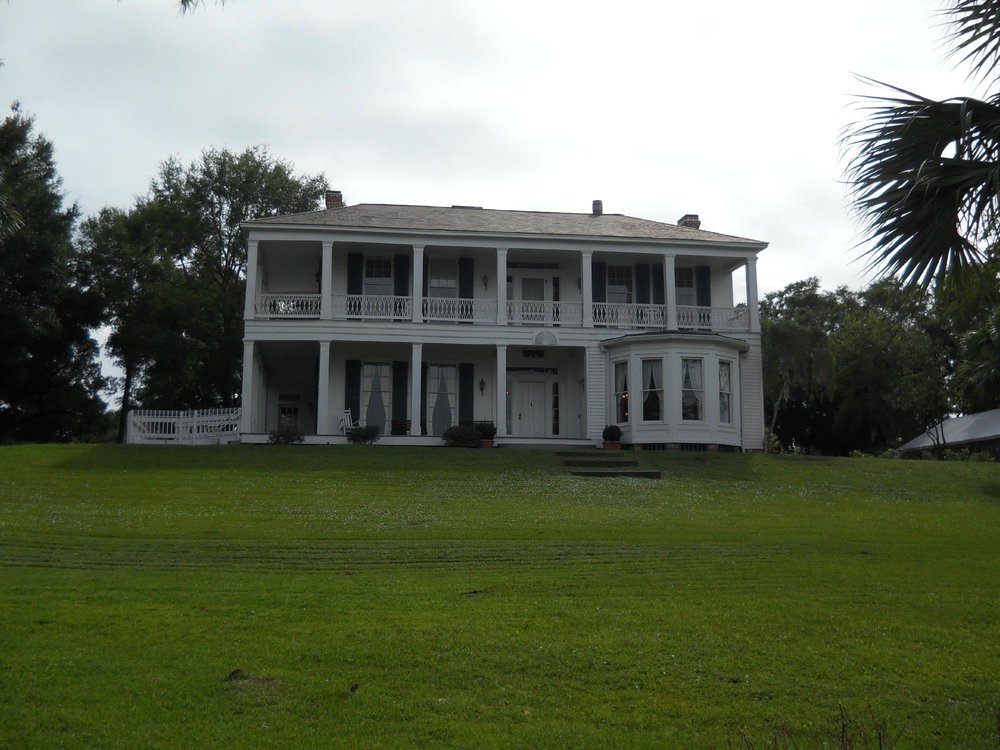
[681,358,703,421]
[607,265,633,304]
[719,360,732,425]
[364,258,393,296]
[428,259,458,298]
[675,267,695,306]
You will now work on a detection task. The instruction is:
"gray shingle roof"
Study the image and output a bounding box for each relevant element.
[899,408,1000,452]
[245,203,766,246]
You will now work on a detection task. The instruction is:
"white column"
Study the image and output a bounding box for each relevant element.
[496,344,507,436]
[240,340,255,434]
[409,343,422,436]
[745,257,760,332]
[581,250,593,327]
[317,341,331,434]
[411,245,424,323]
[244,239,259,320]
[496,247,508,325]
[664,254,678,329]
[320,241,333,320]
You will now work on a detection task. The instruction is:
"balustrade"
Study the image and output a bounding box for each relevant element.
[592,302,666,328]
[677,305,749,331]
[255,293,321,318]
[422,296,497,323]
[332,294,411,319]
[506,300,583,326]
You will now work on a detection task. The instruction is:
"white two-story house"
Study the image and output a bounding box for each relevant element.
[239,192,767,450]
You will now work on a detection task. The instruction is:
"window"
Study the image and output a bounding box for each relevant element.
[719,360,732,425]
[428,259,458,298]
[552,382,560,436]
[362,363,391,434]
[427,364,457,436]
[675,267,695,306]
[364,258,392,296]
[614,361,629,423]
[607,265,633,303]
[641,359,662,421]
[681,358,703,421]
[278,405,299,429]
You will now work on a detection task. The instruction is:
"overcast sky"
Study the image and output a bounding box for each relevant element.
[2,0,983,297]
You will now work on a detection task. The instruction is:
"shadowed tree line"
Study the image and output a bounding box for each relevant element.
[761,271,1000,455]
[0,103,325,442]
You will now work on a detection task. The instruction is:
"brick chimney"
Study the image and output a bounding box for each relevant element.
[677,213,701,229]
[325,190,344,209]
[592,199,603,216]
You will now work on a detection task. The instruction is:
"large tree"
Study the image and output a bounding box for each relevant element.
[0,105,106,442]
[99,147,325,410]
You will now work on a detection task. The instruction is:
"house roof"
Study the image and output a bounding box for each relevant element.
[899,408,1000,452]
[244,203,767,247]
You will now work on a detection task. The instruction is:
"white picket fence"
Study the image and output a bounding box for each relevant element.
[126,408,242,445]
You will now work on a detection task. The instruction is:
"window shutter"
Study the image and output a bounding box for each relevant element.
[592,261,607,303]
[393,255,409,297]
[651,262,665,305]
[635,264,650,304]
[391,361,408,422]
[458,363,474,425]
[422,258,429,297]
[420,362,428,435]
[347,253,363,295]
[696,265,711,306]
[345,360,361,424]
[458,257,474,299]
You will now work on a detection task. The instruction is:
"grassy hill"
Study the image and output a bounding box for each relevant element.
[1,444,998,748]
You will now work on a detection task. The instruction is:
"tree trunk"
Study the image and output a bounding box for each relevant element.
[117,360,134,444]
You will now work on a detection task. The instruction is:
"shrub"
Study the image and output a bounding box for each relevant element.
[602,424,622,442]
[442,425,480,448]
[268,425,304,445]
[475,422,497,441]
[879,448,902,460]
[765,433,783,454]
[346,425,379,445]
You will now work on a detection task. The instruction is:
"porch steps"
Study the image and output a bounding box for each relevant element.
[559,449,661,480]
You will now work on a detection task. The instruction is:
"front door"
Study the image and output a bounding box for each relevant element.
[515,380,546,437]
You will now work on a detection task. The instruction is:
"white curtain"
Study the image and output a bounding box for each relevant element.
[682,359,703,390]
[363,364,390,434]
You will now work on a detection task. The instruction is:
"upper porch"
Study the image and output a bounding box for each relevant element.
[245,237,761,335]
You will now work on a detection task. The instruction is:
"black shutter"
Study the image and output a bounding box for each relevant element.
[651,262,665,305]
[458,257,474,299]
[552,276,560,302]
[696,265,711,306]
[391,361,408,422]
[347,253,363,295]
[422,257,429,297]
[458,363,474,425]
[345,360,361,424]
[635,264,650,304]
[420,362,428,435]
[393,254,409,297]
[592,261,607,303]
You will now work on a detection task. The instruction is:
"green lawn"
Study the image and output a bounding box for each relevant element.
[1,445,998,748]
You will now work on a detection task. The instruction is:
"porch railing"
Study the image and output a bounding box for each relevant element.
[677,305,749,331]
[332,294,411,319]
[126,408,242,445]
[593,302,666,328]
[255,293,321,318]
[507,300,583,326]
[422,296,497,323]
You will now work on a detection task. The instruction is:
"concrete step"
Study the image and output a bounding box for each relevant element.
[555,450,628,458]
[569,468,661,479]
[564,459,640,468]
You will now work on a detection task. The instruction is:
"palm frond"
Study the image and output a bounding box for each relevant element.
[843,78,1000,288]
[942,0,1000,83]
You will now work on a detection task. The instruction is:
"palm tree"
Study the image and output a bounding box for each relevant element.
[844,0,1000,288]
[955,307,1000,410]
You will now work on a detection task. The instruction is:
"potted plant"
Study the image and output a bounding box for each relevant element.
[602,424,623,450]
[476,422,497,449]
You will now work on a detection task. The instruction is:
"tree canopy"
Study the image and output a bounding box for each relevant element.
[0,105,106,442]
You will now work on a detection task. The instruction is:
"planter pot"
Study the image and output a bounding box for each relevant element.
[480,439,494,449]
[603,441,621,450]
